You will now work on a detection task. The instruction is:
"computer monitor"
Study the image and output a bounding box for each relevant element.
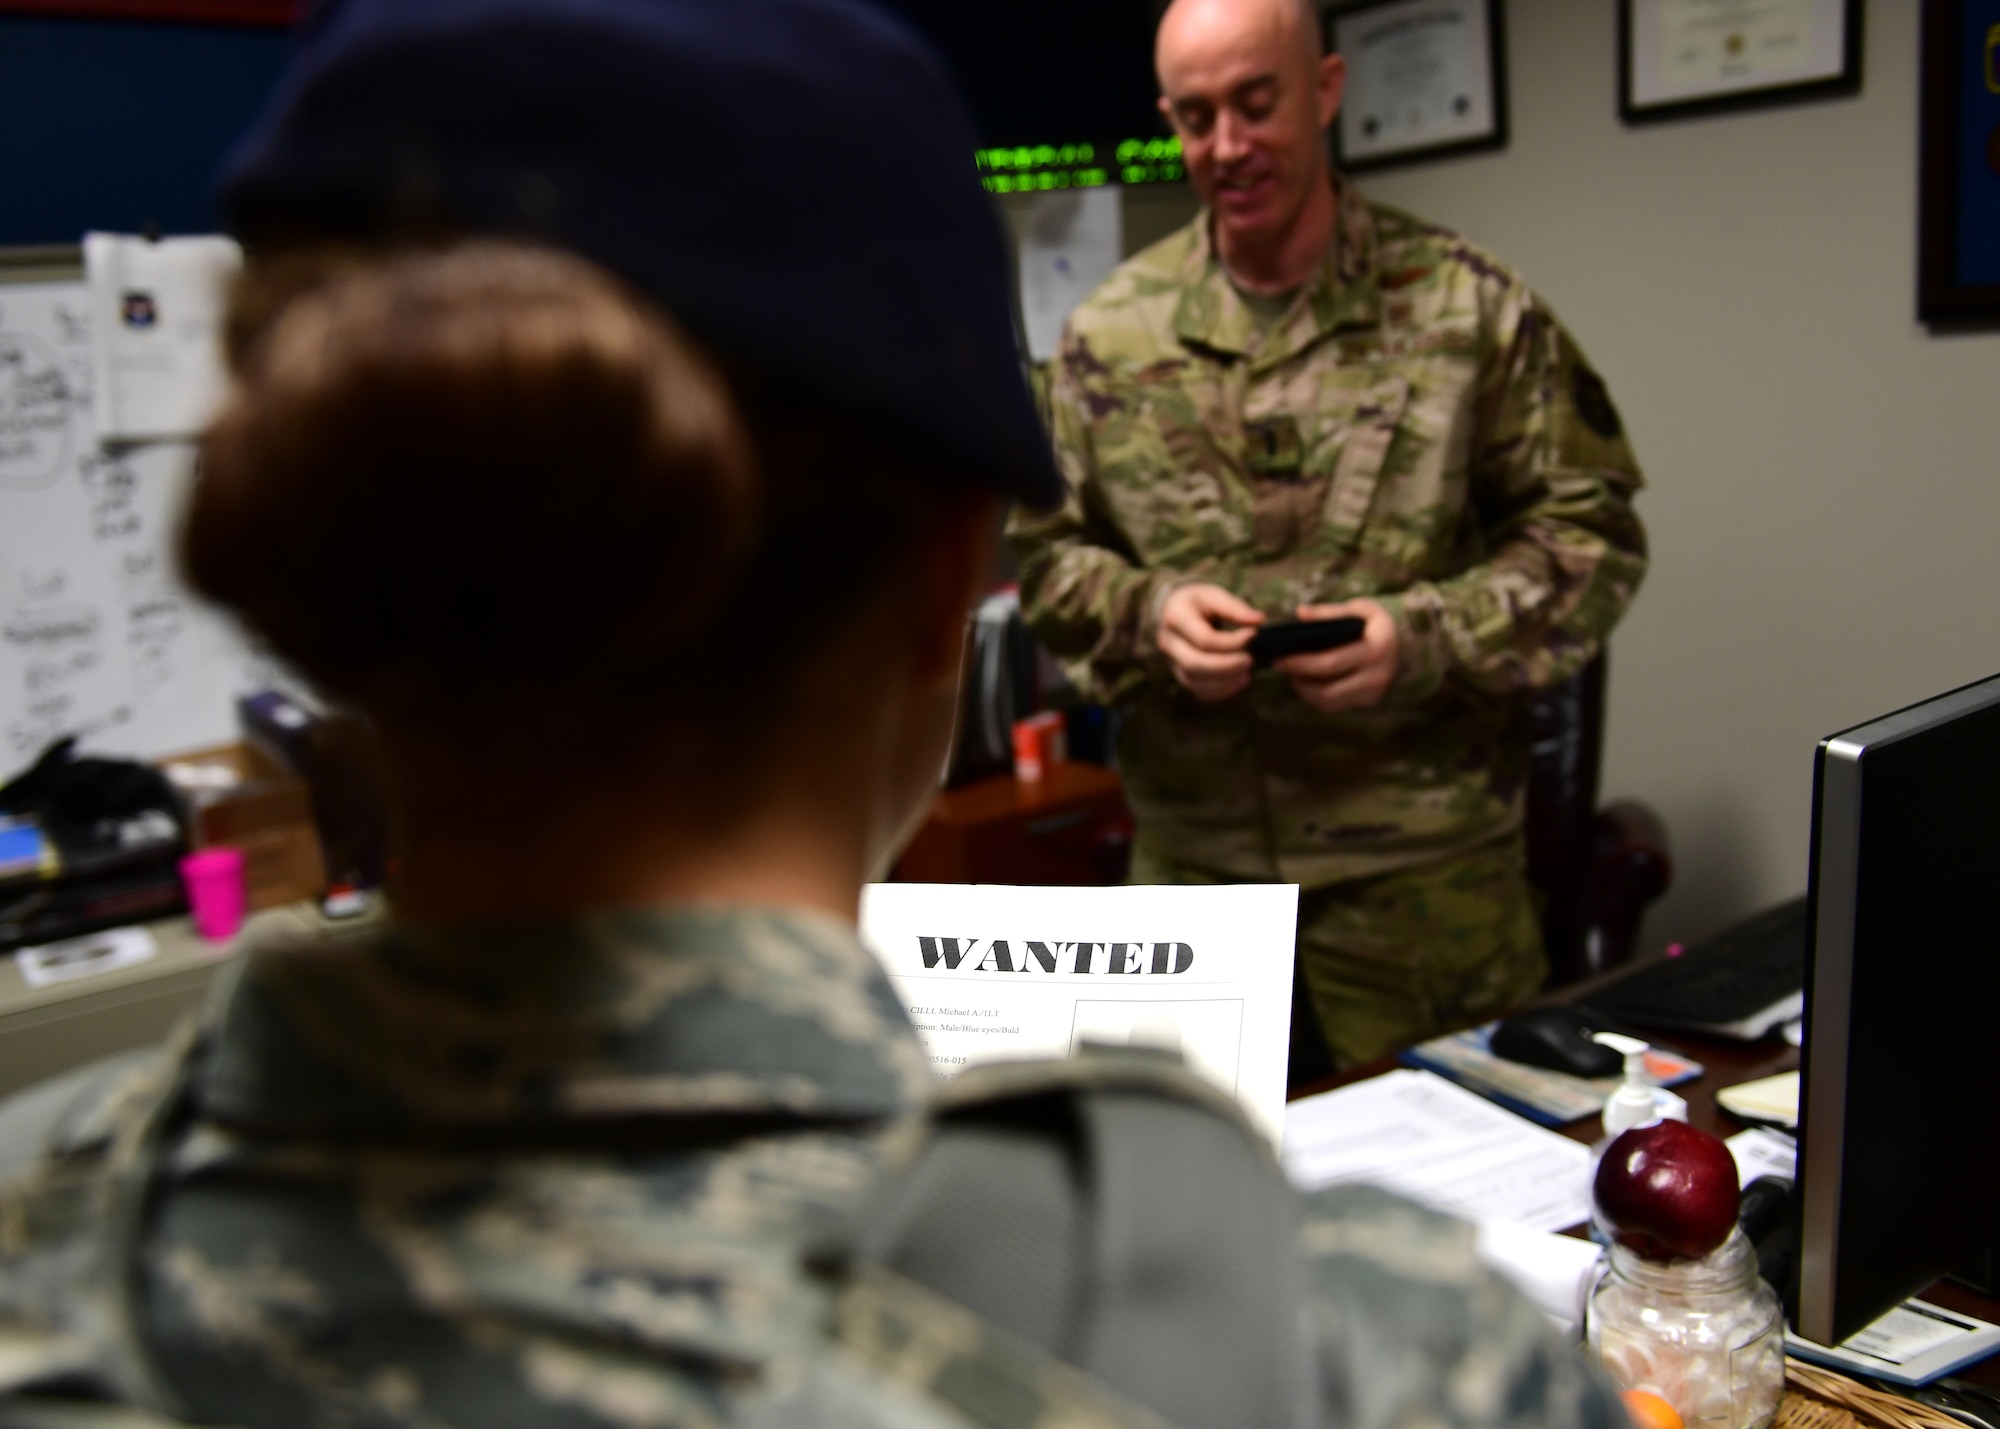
[1794,671,2000,1346]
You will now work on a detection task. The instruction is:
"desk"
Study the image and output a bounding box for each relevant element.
[1294,984,2000,1390]
[0,901,347,1100]
[0,916,228,1099]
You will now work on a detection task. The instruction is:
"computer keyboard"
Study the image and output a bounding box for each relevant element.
[1583,897,1808,1040]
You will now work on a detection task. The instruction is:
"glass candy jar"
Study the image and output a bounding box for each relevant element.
[1585,1228,1786,1429]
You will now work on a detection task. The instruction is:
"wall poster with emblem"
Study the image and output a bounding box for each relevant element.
[1919,0,2000,326]
[1326,0,1508,173]
[1619,0,1861,123]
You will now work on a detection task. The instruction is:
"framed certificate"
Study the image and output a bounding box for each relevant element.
[1328,0,1508,172]
[1917,0,2000,326]
[1620,0,1862,124]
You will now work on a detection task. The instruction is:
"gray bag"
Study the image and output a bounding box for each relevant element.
[842,1049,1318,1429]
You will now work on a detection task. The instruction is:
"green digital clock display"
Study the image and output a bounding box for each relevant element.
[976,135,1185,193]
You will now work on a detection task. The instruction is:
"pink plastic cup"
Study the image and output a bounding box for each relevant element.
[180,846,247,942]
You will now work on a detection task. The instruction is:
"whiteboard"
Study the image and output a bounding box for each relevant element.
[0,253,263,776]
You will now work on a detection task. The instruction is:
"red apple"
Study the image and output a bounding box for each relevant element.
[1593,1120,1741,1260]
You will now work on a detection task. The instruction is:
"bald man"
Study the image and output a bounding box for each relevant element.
[1011,0,1648,1070]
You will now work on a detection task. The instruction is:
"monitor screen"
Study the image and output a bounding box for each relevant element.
[1795,672,2000,1345]
[869,0,1186,192]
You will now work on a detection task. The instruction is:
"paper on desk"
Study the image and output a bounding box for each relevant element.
[860,882,1297,1143]
[84,232,241,443]
[15,926,158,989]
[1475,1218,1604,1337]
[1726,1126,1797,1185]
[1283,1068,1595,1233]
[1716,1070,1799,1128]
[1787,1300,2000,1386]
[1016,186,1122,362]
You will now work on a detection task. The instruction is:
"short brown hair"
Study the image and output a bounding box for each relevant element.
[186,242,966,754]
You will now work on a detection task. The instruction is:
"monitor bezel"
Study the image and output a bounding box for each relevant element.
[1795,671,2000,1346]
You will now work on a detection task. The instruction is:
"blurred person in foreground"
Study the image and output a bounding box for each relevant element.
[1012,0,1648,1071]
[0,2,1628,1427]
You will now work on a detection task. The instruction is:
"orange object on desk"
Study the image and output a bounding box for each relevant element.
[1010,711,1066,782]
[891,762,1130,886]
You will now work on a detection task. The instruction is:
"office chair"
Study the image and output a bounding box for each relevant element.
[1523,654,1672,988]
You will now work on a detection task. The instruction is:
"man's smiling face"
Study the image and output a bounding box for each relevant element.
[1155,0,1344,262]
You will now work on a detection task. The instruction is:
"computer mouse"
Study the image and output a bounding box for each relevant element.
[1489,1006,1624,1078]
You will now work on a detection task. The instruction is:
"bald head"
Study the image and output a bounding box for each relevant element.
[1156,0,1321,83]
[1155,0,1344,279]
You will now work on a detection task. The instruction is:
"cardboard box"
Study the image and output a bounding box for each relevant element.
[160,743,327,911]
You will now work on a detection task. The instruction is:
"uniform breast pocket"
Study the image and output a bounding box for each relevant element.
[1345,356,1482,574]
[1315,373,1410,550]
[1092,369,1249,570]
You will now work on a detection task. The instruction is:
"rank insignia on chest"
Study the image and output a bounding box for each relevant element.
[1244,416,1305,479]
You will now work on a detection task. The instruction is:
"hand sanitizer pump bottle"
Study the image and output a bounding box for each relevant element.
[1596,1032,1668,1142]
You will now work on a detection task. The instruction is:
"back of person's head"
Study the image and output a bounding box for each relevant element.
[184,0,1056,784]
[190,243,963,766]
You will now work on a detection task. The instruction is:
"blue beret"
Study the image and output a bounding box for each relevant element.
[220,0,1060,509]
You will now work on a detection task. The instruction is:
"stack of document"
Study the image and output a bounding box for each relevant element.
[1285,1069,1603,1330]
[1285,1074,1827,1336]
[1284,1068,1597,1233]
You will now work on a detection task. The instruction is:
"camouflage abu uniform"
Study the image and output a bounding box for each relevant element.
[1011,178,1647,1061]
[0,905,1624,1429]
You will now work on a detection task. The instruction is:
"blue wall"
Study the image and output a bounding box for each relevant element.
[0,16,292,247]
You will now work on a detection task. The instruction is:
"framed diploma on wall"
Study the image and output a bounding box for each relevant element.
[1918,0,2000,325]
[1619,0,1862,123]
[1327,0,1508,172]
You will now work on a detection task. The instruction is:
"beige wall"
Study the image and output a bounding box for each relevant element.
[1011,0,2000,949]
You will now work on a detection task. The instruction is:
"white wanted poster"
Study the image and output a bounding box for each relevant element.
[859,882,1298,1143]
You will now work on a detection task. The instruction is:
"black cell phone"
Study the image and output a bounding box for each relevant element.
[1245,616,1365,668]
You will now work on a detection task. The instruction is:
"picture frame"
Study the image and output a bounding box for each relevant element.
[0,0,295,24]
[1326,0,1508,173]
[1619,0,1862,124]
[1918,0,2000,327]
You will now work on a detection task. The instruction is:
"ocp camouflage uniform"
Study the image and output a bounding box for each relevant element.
[0,906,1623,1429]
[1011,178,1647,1062]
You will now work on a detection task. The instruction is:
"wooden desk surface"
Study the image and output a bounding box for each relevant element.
[922,761,1124,827]
[1292,981,2000,1388]
[892,763,1128,886]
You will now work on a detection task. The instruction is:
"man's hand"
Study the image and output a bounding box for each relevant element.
[1278,599,1399,712]
[1156,583,1264,703]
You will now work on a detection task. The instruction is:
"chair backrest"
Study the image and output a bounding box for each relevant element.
[1523,655,1608,985]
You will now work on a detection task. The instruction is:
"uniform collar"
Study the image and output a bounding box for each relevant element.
[192,904,932,1136]
[1172,170,1381,368]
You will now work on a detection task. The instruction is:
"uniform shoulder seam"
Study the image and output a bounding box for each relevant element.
[1370,202,1528,297]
